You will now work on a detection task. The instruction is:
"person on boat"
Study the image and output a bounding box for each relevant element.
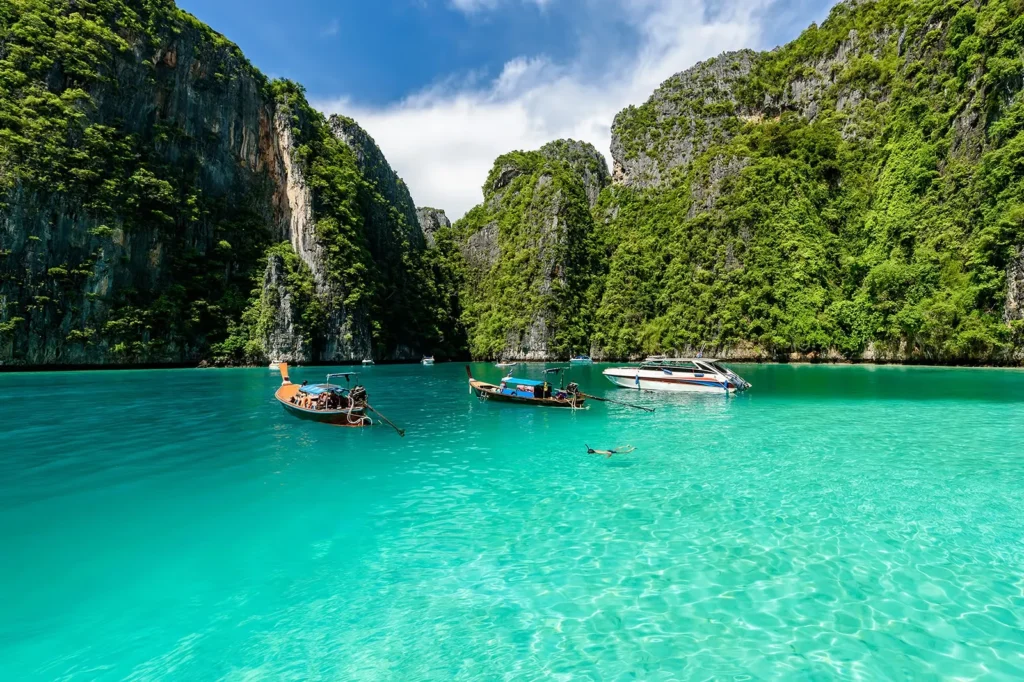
[585,444,635,458]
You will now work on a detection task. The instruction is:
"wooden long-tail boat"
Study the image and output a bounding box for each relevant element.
[466,366,586,409]
[274,363,372,427]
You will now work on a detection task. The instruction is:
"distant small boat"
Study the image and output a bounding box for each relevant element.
[268,361,280,371]
[495,361,518,368]
[421,356,435,365]
[569,355,593,364]
[362,359,375,366]
[466,366,585,409]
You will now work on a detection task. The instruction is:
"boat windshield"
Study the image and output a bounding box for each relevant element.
[641,360,699,372]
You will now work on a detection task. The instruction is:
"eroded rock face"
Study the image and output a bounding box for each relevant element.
[415,208,451,248]
[1007,248,1024,323]
[0,4,433,367]
[0,12,286,366]
[610,50,756,189]
[261,253,308,363]
[454,142,602,360]
[538,140,610,208]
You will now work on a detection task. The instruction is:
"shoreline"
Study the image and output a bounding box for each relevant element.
[1,358,1022,373]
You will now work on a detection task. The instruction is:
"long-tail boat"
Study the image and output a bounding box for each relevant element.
[275,364,371,426]
[466,366,586,409]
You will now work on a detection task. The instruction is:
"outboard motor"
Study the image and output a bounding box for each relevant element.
[725,369,751,391]
[349,385,368,405]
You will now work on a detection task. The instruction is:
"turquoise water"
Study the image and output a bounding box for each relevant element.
[1,363,1023,680]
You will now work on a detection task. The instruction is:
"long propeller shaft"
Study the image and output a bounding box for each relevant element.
[366,404,406,437]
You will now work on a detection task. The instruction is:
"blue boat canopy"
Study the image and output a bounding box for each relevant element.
[299,384,345,395]
[502,377,546,387]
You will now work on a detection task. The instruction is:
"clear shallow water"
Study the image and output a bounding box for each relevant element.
[1,363,1023,680]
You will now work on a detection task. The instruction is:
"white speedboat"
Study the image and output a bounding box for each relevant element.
[421,356,435,365]
[569,355,593,365]
[603,357,751,394]
[495,361,519,368]
[362,359,375,366]
[269,361,281,371]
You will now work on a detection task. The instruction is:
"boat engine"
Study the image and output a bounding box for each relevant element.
[349,385,368,406]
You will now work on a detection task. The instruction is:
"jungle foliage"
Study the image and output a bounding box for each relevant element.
[594,0,1024,362]
[444,147,602,358]
[1,1,458,365]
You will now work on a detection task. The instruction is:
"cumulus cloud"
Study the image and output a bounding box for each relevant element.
[315,0,796,219]
[449,0,551,13]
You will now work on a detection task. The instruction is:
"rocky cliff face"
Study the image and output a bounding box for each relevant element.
[539,140,611,207]
[0,1,444,367]
[592,0,1024,364]
[452,141,609,359]
[611,50,756,189]
[415,208,451,248]
[1008,248,1024,323]
[1,2,287,365]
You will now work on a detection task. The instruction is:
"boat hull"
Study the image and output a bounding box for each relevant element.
[469,378,585,408]
[603,369,741,394]
[275,384,370,427]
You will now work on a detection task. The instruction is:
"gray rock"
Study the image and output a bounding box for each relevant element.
[1007,248,1024,323]
[538,139,611,207]
[464,222,500,272]
[415,208,451,248]
[0,15,285,366]
[0,7,429,367]
[261,252,308,363]
[610,50,756,189]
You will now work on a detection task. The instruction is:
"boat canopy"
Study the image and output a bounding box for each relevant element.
[299,384,346,395]
[502,377,546,387]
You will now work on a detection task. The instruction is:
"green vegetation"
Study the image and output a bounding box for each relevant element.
[3,0,1020,365]
[0,0,279,363]
[592,0,1024,363]
[448,144,604,358]
[1,1,460,365]
[212,242,325,365]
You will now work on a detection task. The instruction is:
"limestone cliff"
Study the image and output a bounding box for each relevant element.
[593,0,1024,364]
[611,50,756,189]
[0,3,286,366]
[1008,248,1024,323]
[0,0,445,366]
[416,208,451,248]
[452,141,609,360]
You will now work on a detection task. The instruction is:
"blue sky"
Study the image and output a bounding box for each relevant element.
[179,0,839,217]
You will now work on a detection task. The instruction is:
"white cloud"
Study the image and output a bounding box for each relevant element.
[315,0,791,219]
[320,19,340,37]
[449,0,551,13]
